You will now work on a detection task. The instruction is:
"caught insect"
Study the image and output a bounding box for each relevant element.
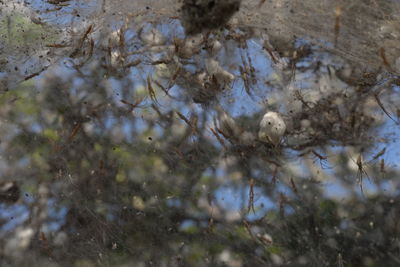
[124,59,142,68]
[262,41,279,64]
[150,59,172,65]
[120,96,146,113]
[298,149,330,169]
[176,111,191,126]
[215,127,232,142]
[289,50,297,83]
[247,178,256,214]
[334,6,342,47]
[175,111,197,135]
[239,51,257,96]
[45,6,63,12]
[263,43,278,64]
[278,193,287,218]
[31,16,46,25]
[189,115,199,136]
[311,150,331,169]
[147,76,161,106]
[118,26,126,52]
[23,67,49,81]
[294,90,312,109]
[39,231,53,257]
[153,79,173,98]
[290,178,298,195]
[271,165,279,184]
[87,38,94,57]
[210,127,226,148]
[242,219,256,240]
[239,66,251,96]
[257,0,266,8]
[207,216,214,233]
[68,123,81,142]
[46,43,69,48]
[380,159,386,179]
[48,0,70,4]
[168,66,181,90]
[379,47,394,72]
[371,147,386,161]
[70,24,94,58]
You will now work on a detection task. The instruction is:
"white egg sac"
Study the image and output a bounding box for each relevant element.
[258,112,286,146]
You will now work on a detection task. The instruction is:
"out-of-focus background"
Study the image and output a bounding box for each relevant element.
[1,0,400,266]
